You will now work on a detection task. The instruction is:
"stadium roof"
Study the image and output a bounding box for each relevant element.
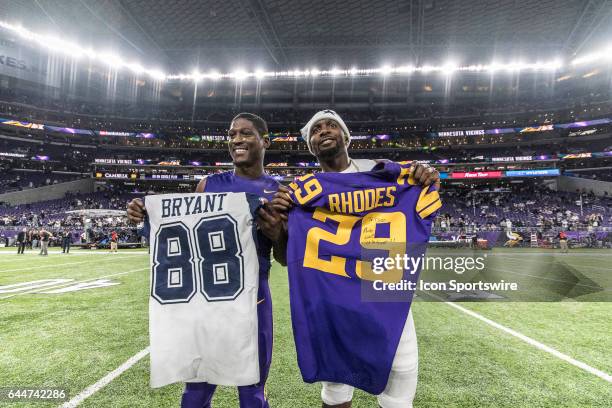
[2,0,612,73]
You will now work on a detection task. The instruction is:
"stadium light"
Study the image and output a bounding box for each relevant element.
[231,70,249,81]
[191,70,204,81]
[486,62,503,73]
[380,65,393,76]
[11,18,612,83]
[548,59,563,71]
[330,67,343,77]
[572,46,612,65]
[99,52,123,69]
[395,65,416,74]
[461,65,487,72]
[208,70,222,81]
[0,21,168,81]
[420,65,435,74]
[44,34,83,58]
[441,62,458,76]
[148,69,167,80]
[83,48,97,59]
[127,63,145,75]
[505,61,525,72]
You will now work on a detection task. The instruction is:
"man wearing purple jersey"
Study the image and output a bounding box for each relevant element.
[128,112,285,408]
[272,109,439,408]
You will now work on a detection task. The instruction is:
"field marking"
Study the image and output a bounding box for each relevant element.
[0,255,137,273]
[59,347,150,408]
[0,267,148,299]
[438,296,612,383]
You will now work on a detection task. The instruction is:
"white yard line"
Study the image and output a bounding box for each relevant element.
[437,296,612,383]
[59,347,150,408]
[0,255,137,273]
[0,267,148,299]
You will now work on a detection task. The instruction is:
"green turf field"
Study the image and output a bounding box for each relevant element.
[0,247,610,407]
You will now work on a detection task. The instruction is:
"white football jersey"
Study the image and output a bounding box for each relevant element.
[341,159,377,173]
[145,192,262,388]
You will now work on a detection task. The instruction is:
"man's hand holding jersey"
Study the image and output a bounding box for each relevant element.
[256,201,286,241]
[270,185,294,219]
[410,162,441,189]
[127,198,146,224]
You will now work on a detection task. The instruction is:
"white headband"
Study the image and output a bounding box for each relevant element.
[301,109,351,155]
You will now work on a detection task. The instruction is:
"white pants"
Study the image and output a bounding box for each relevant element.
[321,309,418,408]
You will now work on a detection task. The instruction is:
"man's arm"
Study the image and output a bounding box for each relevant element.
[195,178,207,193]
[256,202,287,266]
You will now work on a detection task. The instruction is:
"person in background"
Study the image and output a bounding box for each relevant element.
[26,229,32,250]
[39,228,52,256]
[558,230,569,253]
[17,228,26,254]
[62,229,72,254]
[31,230,39,250]
[110,230,118,253]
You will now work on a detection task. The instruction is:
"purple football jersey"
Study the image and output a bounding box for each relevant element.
[286,161,440,394]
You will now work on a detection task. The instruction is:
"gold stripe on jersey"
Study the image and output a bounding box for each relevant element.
[416,187,440,213]
[418,198,442,219]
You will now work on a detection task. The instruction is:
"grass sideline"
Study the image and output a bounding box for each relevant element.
[0,247,610,407]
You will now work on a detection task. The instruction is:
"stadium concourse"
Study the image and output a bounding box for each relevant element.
[1,0,612,407]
